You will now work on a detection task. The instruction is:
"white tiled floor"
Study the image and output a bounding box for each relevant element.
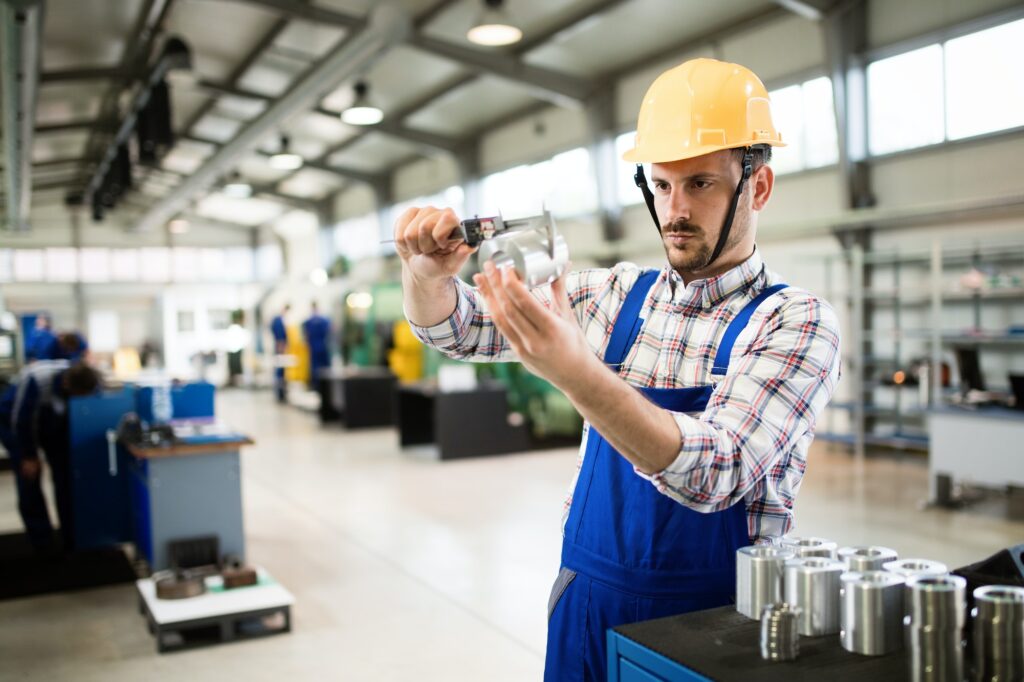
[0,389,1021,681]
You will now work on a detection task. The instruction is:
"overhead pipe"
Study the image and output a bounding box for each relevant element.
[0,0,44,231]
[132,1,409,233]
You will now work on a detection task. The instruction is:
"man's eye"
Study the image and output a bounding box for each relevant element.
[692,180,711,190]
[654,182,669,192]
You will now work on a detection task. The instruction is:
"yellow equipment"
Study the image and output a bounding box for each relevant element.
[388,321,423,382]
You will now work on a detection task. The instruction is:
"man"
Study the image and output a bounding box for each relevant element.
[269,304,290,402]
[26,315,57,362]
[0,351,101,552]
[394,58,841,681]
[301,302,331,389]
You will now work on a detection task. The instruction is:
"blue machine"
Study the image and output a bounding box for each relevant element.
[134,381,215,422]
[68,388,137,550]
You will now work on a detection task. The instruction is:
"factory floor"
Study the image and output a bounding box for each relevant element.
[0,389,1021,681]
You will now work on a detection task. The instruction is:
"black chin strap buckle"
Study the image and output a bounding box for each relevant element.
[634,164,661,235]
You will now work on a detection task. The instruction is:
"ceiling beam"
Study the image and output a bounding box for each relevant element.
[772,0,830,21]
[35,118,114,135]
[514,0,633,52]
[218,0,595,106]
[40,67,126,83]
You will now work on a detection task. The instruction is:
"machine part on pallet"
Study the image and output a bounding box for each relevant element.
[472,209,569,289]
[884,558,949,580]
[780,536,838,559]
[971,585,1024,682]
[154,570,207,600]
[784,557,844,636]
[760,602,801,661]
[840,570,906,656]
[905,574,966,682]
[838,545,899,572]
[736,545,795,620]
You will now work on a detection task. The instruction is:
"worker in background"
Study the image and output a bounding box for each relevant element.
[26,315,57,362]
[269,304,290,403]
[0,334,99,552]
[394,58,841,681]
[302,302,331,389]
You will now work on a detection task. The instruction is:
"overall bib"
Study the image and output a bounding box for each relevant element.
[545,270,787,682]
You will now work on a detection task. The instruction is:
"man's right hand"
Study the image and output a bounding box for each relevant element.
[19,458,41,480]
[393,206,477,283]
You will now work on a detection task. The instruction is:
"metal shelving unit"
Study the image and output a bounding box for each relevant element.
[821,238,1024,455]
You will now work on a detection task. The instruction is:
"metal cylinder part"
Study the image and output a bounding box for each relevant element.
[840,570,906,655]
[736,545,795,620]
[905,574,966,682]
[838,545,899,572]
[972,585,1024,682]
[760,603,801,662]
[780,536,839,559]
[884,559,949,580]
[784,557,844,636]
[477,230,569,289]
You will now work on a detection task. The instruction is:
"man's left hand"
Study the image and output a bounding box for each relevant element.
[473,261,596,391]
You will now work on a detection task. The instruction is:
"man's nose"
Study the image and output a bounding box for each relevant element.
[660,185,691,225]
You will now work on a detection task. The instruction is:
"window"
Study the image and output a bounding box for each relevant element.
[227,247,257,282]
[87,310,120,353]
[768,77,839,174]
[139,248,171,282]
[111,249,140,282]
[867,45,945,156]
[0,250,11,283]
[79,248,111,283]
[944,18,1024,140]
[45,248,78,282]
[333,213,382,262]
[200,249,227,281]
[172,248,201,282]
[480,148,597,220]
[13,250,44,282]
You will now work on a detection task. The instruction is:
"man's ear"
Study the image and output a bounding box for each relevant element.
[750,164,774,211]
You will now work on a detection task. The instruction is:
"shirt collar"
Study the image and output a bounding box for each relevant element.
[666,247,765,310]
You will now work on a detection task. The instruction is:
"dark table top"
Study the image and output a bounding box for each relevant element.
[613,605,907,682]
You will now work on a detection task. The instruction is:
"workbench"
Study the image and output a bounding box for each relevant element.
[927,406,1024,505]
[137,568,293,653]
[125,433,253,571]
[396,380,530,459]
[318,366,397,427]
[608,605,906,681]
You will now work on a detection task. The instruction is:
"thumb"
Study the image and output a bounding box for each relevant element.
[551,267,573,318]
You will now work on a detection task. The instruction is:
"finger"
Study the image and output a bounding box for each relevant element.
[393,206,421,256]
[475,271,523,349]
[431,208,462,248]
[499,265,552,334]
[415,207,442,254]
[550,269,574,318]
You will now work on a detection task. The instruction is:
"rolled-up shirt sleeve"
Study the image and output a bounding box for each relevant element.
[644,293,841,516]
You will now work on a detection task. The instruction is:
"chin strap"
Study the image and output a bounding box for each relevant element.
[634,146,754,268]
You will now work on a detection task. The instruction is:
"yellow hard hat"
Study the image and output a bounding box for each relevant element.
[622,58,785,164]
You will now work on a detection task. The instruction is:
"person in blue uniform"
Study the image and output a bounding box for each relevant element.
[26,315,57,362]
[0,356,101,552]
[269,304,290,402]
[302,302,332,389]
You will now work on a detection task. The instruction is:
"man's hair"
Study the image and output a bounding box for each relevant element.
[63,363,101,397]
[733,144,772,170]
[55,332,86,358]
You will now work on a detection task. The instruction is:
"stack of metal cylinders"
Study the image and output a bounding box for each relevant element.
[838,545,899,572]
[736,545,795,620]
[972,585,1024,682]
[780,536,839,559]
[760,603,802,661]
[840,570,906,655]
[784,557,845,636]
[904,574,966,682]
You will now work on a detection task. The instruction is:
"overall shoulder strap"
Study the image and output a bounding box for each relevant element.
[603,269,660,366]
[710,283,788,376]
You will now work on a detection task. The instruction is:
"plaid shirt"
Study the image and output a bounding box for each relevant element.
[409,248,841,543]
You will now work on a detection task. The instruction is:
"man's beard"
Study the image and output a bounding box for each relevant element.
[660,219,714,274]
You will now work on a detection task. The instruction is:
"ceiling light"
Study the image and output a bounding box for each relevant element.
[467,0,522,47]
[269,134,303,170]
[341,81,384,126]
[224,171,252,199]
[168,218,190,234]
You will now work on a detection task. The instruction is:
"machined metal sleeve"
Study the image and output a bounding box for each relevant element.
[972,585,1024,682]
[780,536,839,559]
[784,557,845,636]
[884,558,949,580]
[736,545,795,620]
[838,545,899,572]
[905,574,966,682]
[840,570,906,655]
[760,602,801,661]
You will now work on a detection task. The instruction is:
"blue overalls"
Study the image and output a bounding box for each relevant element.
[302,314,331,388]
[270,315,288,402]
[545,270,788,682]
